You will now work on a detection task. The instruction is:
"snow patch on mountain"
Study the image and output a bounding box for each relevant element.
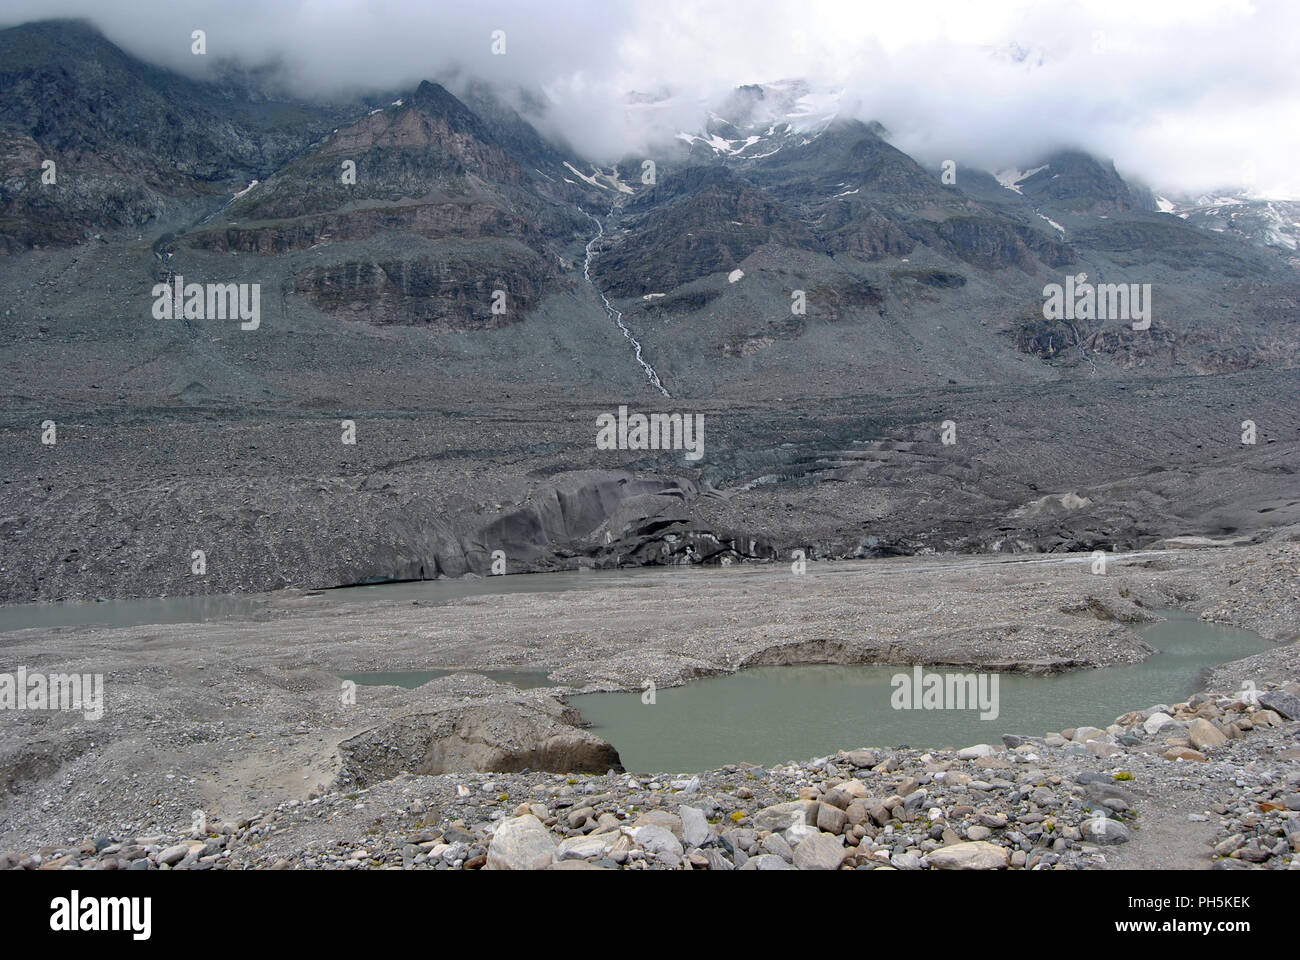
[995,165,1048,194]
[562,162,635,194]
[1167,191,1300,257]
[563,161,607,190]
[1037,212,1066,234]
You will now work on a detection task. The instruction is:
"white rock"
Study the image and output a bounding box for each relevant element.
[1144,712,1174,735]
[632,825,683,862]
[784,823,821,846]
[925,841,1009,870]
[556,833,616,861]
[678,805,711,848]
[792,832,845,870]
[486,815,556,870]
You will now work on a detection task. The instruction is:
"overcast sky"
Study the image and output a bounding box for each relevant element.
[3,0,1298,197]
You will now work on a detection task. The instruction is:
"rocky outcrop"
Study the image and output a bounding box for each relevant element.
[0,130,175,251]
[189,198,553,257]
[817,199,916,258]
[292,242,556,329]
[1017,151,1153,215]
[915,214,1074,271]
[185,79,588,330]
[216,83,537,228]
[591,180,819,297]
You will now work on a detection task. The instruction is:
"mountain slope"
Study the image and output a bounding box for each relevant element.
[183,80,595,330]
[0,34,1295,398]
[575,85,1294,395]
[0,18,361,251]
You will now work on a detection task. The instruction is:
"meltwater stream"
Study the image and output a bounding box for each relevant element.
[583,211,670,396]
[571,612,1271,773]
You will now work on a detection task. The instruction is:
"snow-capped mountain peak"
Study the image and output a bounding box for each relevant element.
[676,80,843,160]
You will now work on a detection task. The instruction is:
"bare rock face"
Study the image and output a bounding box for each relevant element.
[591,177,820,298]
[919,214,1075,271]
[1016,150,1151,215]
[182,78,583,329]
[292,246,555,330]
[0,20,354,251]
[817,200,915,258]
[0,131,171,252]
[190,201,551,256]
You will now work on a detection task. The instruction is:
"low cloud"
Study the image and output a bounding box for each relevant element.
[2,0,1297,196]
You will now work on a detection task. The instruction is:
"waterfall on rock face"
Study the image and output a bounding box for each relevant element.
[583,211,671,397]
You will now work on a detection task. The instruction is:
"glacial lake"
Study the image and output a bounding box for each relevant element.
[570,612,1271,774]
[0,593,263,633]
